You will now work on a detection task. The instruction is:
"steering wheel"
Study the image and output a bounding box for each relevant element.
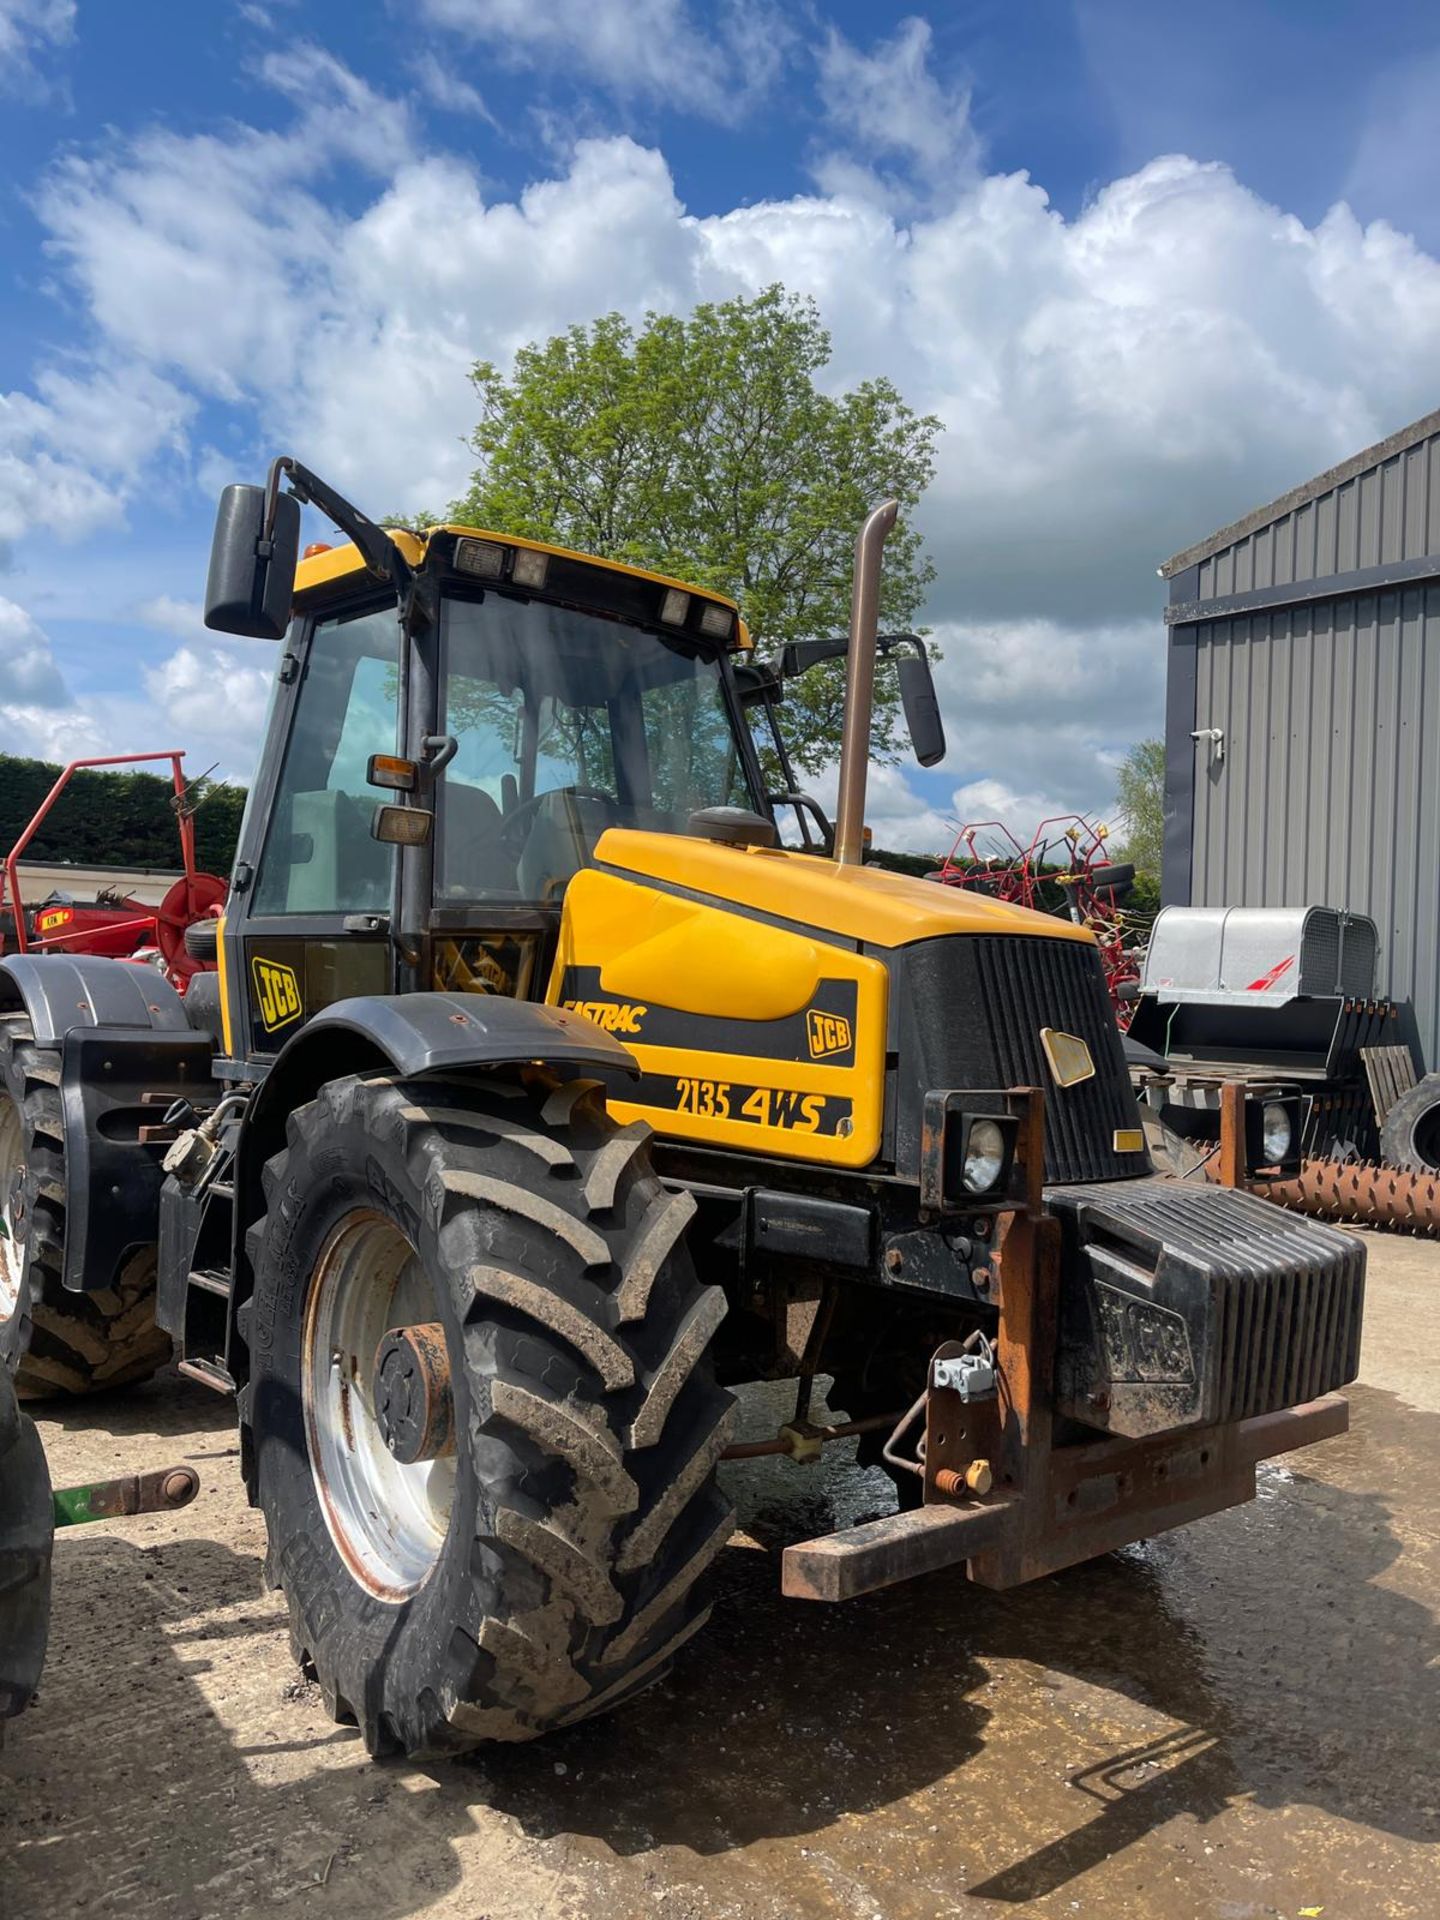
[497,785,615,854]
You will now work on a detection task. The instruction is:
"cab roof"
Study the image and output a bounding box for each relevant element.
[294,523,748,646]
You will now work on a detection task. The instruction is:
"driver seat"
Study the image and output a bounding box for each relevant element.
[516,792,614,902]
[442,781,516,896]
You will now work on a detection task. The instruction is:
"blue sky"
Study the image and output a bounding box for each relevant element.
[2,0,1439,851]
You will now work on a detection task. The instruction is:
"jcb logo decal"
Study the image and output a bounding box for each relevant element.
[563,999,647,1036]
[252,956,303,1033]
[806,1008,852,1059]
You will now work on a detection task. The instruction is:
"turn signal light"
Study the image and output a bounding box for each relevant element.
[367,753,418,793]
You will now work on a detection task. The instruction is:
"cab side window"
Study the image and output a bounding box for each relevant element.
[252,607,400,917]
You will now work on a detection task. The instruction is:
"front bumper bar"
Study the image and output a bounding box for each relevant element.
[783,1391,1348,1601]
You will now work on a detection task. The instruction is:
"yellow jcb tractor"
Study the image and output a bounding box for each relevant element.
[0,459,1363,1756]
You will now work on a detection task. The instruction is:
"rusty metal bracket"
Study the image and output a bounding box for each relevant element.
[780,1395,1347,1602]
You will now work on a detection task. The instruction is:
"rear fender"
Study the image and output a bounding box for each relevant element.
[0,956,213,1293]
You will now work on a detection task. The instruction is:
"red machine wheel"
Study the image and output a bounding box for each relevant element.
[154,872,226,984]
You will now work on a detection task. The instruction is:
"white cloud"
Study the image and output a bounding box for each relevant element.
[0,594,70,706]
[0,585,271,785]
[0,0,72,96]
[0,363,193,546]
[815,17,978,200]
[413,0,790,120]
[134,595,206,641]
[409,52,498,124]
[143,645,272,757]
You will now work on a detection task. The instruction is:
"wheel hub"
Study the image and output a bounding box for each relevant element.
[373,1322,455,1465]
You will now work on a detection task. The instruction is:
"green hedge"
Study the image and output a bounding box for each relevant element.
[0,755,245,876]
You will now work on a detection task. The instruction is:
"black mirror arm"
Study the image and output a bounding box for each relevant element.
[876,632,925,663]
[265,455,408,590]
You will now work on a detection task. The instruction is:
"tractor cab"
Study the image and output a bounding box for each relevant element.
[207,465,776,1063]
[204,460,943,1070]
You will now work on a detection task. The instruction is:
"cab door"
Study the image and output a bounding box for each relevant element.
[222,600,404,1062]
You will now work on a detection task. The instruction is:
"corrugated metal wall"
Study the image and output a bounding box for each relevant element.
[1167,414,1440,1068]
[1193,429,1440,596]
[1189,590,1440,1061]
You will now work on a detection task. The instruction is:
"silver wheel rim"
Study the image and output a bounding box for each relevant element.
[0,1094,24,1327]
[302,1209,455,1601]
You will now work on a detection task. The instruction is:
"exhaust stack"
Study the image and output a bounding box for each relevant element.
[833,499,898,866]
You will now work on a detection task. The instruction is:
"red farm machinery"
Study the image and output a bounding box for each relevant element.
[932,815,1145,1024]
[0,752,226,994]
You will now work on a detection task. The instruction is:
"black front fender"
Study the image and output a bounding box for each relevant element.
[297,992,638,1082]
[221,993,636,1389]
[0,952,190,1041]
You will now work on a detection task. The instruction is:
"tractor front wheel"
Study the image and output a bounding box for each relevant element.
[244,1070,733,1756]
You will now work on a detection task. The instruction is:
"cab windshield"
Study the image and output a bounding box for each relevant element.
[438,592,758,902]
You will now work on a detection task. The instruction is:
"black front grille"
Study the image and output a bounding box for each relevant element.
[894,934,1147,1185]
[1048,1178,1365,1436]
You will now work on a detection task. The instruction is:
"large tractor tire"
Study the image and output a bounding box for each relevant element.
[244,1070,734,1757]
[1379,1071,1440,1174]
[0,1012,171,1396]
[0,1362,53,1732]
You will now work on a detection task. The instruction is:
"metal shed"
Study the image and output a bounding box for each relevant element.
[1159,406,1440,1067]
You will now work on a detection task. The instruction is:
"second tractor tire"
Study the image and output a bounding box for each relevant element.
[0,1363,54,1731]
[243,1069,735,1757]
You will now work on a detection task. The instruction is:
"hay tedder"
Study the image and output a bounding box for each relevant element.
[932,815,1145,1022]
[0,456,1366,1759]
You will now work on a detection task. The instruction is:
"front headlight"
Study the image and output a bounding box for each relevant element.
[962,1118,1007,1193]
[1261,1101,1293,1164]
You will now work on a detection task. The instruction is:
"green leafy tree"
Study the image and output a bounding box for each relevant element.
[451,287,941,776]
[1113,738,1166,878]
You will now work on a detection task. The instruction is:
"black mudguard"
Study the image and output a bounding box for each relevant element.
[0,955,214,1292]
[216,992,639,1393]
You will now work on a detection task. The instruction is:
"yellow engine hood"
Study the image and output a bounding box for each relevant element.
[591,829,1096,952]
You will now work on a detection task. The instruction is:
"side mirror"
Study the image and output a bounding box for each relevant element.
[204,483,301,640]
[897,649,945,767]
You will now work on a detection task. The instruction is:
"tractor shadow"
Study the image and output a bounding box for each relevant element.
[463,1381,1440,1895]
[24,1358,238,1449]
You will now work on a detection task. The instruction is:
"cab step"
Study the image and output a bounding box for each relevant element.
[187,1267,232,1298]
[177,1356,235,1395]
